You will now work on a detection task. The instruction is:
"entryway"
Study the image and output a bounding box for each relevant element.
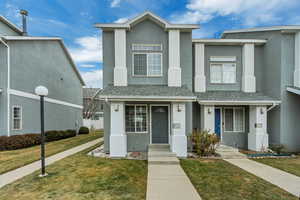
[151,105,169,144]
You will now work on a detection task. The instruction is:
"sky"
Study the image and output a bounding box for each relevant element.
[1,0,300,88]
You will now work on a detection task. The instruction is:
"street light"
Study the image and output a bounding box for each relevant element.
[35,86,48,177]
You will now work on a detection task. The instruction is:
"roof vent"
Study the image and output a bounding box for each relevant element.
[20,9,28,36]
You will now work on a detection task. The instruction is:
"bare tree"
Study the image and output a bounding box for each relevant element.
[83,89,101,119]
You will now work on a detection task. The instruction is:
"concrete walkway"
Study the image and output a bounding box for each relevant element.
[146,144,201,200]
[225,158,300,197]
[0,138,102,189]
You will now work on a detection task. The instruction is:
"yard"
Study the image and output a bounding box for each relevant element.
[181,159,298,200]
[253,155,300,177]
[0,130,103,174]
[0,144,147,200]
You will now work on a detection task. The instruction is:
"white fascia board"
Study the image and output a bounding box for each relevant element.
[3,36,62,40]
[0,16,23,34]
[287,87,300,95]
[192,39,267,45]
[100,95,197,102]
[94,23,130,29]
[197,100,281,105]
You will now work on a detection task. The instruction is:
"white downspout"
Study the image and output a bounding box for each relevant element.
[0,38,10,136]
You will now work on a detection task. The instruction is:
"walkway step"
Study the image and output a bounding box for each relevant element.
[148,151,177,157]
[148,144,170,151]
[216,145,246,159]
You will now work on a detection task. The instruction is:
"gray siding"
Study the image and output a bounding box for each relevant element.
[10,95,82,135]
[205,45,242,91]
[0,20,20,36]
[0,44,8,134]
[102,31,114,87]
[9,40,82,105]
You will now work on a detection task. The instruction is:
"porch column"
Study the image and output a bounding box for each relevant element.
[294,32,300,87]
[171,103,187,157]
[242,43,256,92]
[110,102,127,157]
[168,30,181,87]
[114,29,127,86]
[200,105,215,133]
[194,43,206,92]
[248,106,268,151]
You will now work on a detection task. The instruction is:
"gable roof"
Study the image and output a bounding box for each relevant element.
[95,11,199,31]
[0,16,23,35]
[2,36,85,85]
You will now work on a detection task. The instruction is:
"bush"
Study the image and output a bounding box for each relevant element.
[270,144,285,154]
[78,126,89,135]
[0,130,76,151]
[189,130,220,156]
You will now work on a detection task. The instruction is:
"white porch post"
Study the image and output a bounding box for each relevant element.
[200,105,215,133]
[194,43,206,92]
[168,30,181,87]
[171,103,187,157]
[110,102,127,157]
[114,29,127,86]
[248,106,268,151]
[294,32,300,87]
[242,43,256,93]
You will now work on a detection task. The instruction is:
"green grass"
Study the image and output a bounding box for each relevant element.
[181,159,297,200]
[0,130,103,174]
[0,144,147,200]
[253,156,300,177]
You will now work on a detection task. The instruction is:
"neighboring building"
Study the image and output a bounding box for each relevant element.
[96,11,299,158]
[0,15,85,136]
[83,88,104,129]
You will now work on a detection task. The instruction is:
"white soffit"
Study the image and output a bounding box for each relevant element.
[192,39,267,45]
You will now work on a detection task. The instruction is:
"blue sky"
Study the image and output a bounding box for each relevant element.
[1,0,300,88]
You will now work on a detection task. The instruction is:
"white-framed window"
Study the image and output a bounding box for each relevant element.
[12,106,22,130]
[210,62,236,84]
[125,105,147,133]
[224,107,245,132]
[133,53,162,76]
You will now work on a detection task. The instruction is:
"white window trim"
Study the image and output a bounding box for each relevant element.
[210,62,237,84]
[12,105,22,130]
[132,52,163,77]
[224,107,245,133]
[125,104,148,134]
[132,43,162,51]
[210,56,236,62]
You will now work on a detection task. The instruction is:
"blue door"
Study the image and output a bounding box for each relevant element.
[215,108,221,138]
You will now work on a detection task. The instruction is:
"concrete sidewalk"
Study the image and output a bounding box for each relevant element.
[0,138,102,189]
[146,144,201,200]
[225,158,300,197]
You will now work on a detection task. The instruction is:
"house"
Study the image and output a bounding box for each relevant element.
[96,11,300,158]
[83,88,104,129]
[0,13,84,136]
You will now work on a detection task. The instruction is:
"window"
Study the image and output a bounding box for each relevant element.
[210,63,236,84]
[132,43,163,77]
[12,106,22,130]
[125,105,147,133]
[224,108,244,132]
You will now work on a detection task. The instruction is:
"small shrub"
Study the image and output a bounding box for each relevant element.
[78,126,89,135]
[189,130,220,156]
[270,144,285,154]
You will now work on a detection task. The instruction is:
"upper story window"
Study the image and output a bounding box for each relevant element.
[210,56,236,84]
[132,44,163,77]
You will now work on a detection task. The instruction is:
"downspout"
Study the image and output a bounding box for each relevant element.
[0,37,10,136]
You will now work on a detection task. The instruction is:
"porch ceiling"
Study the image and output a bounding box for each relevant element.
[195,91,281,105]
[287,86,300,95]
[99,85,196,101]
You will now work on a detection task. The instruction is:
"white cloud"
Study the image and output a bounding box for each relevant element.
[114,17,129,23]
[171,0,298,26]
[111,0,122,7]
[70,35,102,63]
[80,64,96,68]
[81,69,103,88]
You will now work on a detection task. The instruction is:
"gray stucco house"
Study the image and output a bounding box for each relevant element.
[0,15,85,136]
[96,11,300,157]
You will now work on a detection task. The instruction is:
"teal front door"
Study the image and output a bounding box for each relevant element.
[151,106,169,144]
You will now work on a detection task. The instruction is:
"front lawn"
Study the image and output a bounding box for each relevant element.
[253,155,300,177]
[0,144,147,200]
[181,159,297,200]
[0,130,103,174]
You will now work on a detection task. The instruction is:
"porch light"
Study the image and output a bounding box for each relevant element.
[177,104,182,112]
[208,108,212,114]
[260,108,264,114]
[114,104,119,112]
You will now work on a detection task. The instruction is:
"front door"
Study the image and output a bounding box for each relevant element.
[215,108,221,139]
[151,106,168,144]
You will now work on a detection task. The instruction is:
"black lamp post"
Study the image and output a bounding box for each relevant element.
[35,86,48,177]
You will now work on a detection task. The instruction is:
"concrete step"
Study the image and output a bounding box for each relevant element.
[148,156,179,165]
[216,145,239,153]
[148,144,170,150]
[148,151,177,157]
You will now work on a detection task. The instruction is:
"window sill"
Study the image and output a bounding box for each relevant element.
[126,132,148,134]
[132,75,163,78]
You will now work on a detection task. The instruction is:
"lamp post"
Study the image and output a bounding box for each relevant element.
[35,86,48,177]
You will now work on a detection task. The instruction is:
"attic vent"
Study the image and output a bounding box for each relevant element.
[132,44,162,51]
